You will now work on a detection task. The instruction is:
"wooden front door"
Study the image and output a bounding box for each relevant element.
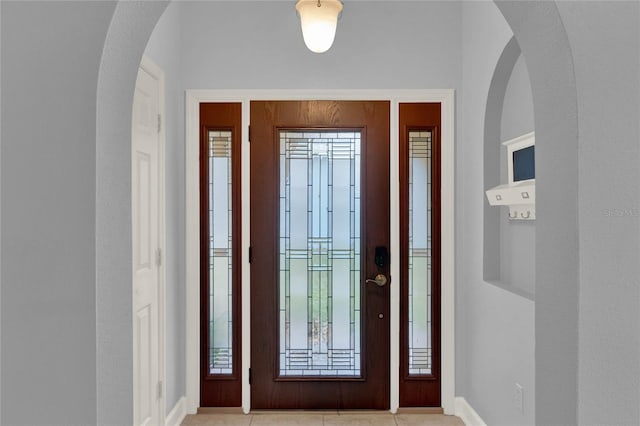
[250,101,390,409]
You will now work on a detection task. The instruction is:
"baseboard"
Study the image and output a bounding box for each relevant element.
[454,397,487,426]
[166,396,187,426]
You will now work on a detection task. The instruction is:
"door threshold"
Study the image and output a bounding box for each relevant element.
[199,407,444,415]
[197,407,244,414]
[396,407,444,414]
[251,409,444,414]
[251,410,339,414]
[251,409,396,414]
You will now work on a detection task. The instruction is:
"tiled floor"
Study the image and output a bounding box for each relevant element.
[181,412,465,426]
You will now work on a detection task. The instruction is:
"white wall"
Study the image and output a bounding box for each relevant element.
[556,2,640,424]
[500,56,534,142]
[498,55,535,298]
[178,1,462,90]
[1,2,115,424]
[459,2,535,424]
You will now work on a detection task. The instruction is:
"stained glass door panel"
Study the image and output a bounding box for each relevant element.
[408,130,432,376]
[250,100,390,409]
[279,131,361,377]
[207,130,233,375]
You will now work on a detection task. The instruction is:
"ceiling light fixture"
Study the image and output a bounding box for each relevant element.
[295,0,343,53]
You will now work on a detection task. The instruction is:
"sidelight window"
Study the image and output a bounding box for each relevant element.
[407,130,433,375]
[207,130,234,375]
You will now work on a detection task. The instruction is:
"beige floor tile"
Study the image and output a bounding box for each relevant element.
[250,413,325,426]
[251,410,339,415]
[394,414,465,426]
[181,413,252,425]
[324,413,396,426]
[181,411,465,426]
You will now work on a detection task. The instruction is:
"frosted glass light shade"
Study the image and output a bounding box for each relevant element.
[295,0,343,53]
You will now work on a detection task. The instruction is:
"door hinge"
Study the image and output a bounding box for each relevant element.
[248,125,251,143]
[248,368,252,385]
[157,381,163,399]
[248,246,253,264]
[155,248,162,267]
[157,114,162,133]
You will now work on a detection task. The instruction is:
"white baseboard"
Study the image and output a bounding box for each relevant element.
[455,397,487,426]
[166,396,187,426]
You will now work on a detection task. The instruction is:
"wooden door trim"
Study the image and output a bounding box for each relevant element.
[185,90,455,414]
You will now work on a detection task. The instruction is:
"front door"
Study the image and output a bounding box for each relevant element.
[250,101,390,409]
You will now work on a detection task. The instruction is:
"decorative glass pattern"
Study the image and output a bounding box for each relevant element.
[208,130,233,375]
[408,130,432,375]
[279,130,361,377]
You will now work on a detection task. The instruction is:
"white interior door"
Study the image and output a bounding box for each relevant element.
[133,61,163,426]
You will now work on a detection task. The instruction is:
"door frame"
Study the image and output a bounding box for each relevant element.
[133,55,167,425]
[185,90,455,415]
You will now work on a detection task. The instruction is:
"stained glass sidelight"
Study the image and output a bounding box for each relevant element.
[208,130,233,375]
[279,130,361,377]
[408,130,433,375]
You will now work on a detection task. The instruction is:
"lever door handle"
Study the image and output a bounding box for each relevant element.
[366,274,387,287]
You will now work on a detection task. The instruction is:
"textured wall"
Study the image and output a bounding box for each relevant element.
[96,2,169,424]
[497,1,580,424]
[459,3,535,424]
[556,2,640,424]
[1,1,115,424]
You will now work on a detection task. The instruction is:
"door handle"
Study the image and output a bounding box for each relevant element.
[366,274,387,287]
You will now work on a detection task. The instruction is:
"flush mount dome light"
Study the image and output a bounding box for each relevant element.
[295,0,343,53]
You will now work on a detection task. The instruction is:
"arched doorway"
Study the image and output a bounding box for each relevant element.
[95,2,578,424]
